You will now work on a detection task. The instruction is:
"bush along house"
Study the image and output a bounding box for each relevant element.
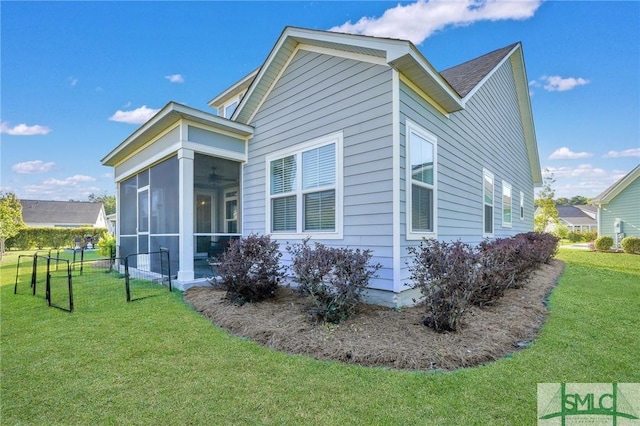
[101,27,542,307]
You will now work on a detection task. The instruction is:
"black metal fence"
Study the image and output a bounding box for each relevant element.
[13,248,172,312]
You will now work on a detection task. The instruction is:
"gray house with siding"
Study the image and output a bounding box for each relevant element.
[101,27,541,306]
[591,164,640,244]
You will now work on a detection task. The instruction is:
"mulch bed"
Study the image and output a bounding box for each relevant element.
[184,259,564,371]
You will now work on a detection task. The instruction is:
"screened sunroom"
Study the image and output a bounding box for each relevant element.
[102,102,253,287]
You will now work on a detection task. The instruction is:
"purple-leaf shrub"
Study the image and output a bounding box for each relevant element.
[217,234,284,305]
[287,239,381,324]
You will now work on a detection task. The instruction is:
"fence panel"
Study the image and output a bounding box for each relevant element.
[14,255,35,295]
[125,250,172,302]
[47,259,73,312]
[70,258,126,311]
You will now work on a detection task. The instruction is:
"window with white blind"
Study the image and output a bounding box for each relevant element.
[483,169,494,236]
[266,133,343,239]
[406,121,437,239]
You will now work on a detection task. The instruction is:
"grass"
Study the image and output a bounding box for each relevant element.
[1,248,639,425]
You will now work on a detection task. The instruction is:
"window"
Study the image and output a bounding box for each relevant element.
[483,169,494,236]
[267,133,342,238]
[406,121,437,238]
[224,100,238,119]
[225,190,238,233]
[520,191,525,220]
[502,181,512,227]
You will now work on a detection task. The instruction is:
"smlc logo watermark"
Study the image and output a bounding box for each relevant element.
[538,383,640,425]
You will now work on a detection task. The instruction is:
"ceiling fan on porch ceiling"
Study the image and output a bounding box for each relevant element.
[208,167,235,183]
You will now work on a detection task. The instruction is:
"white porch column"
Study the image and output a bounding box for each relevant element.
[177,148,195,281]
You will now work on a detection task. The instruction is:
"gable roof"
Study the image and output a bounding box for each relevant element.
[591,164,640,204]
[21,200,104,226]
[101,102,254,167]
[217,27,540,185]
[556,205,597,226]
[440,43,519,98]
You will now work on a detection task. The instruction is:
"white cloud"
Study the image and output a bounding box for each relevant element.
[549,147,593,160]
[539,75,589,92]
[330,0,542,45]
[545,164,607,179]
[540,163,622,198]
[68,77,78,87]
[0,122,51,136]
[108,105,160,124]
[603,148,640,158]
[16,174,100,201]
[12,160,56,174]
[165,74,185,83]
[42,175,96,187]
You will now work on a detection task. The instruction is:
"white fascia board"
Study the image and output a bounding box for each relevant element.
[102,102,253,167]
[508,45,542,186]
[207,68,259,108]
[592,164,640,203]
[388,47,463,113]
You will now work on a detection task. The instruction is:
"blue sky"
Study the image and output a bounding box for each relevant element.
[1,1,638,201]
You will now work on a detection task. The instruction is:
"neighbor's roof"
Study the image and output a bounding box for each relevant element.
[556,205,597,226]
[591,164,640,204]
[21,200,103,226]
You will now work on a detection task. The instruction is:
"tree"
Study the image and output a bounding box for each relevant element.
[0,192,25,259]
[88,193,116,215]
[534,169,559,233]
[569,195,589,205]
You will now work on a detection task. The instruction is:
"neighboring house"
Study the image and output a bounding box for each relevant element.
[556,205,597,232]
[101,27,542,306]
[20,200,109,229]
[591,164,640,244]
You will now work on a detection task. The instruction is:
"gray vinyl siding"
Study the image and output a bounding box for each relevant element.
[399,59,535,283]
[187,125,246,154]
[115,126,180,180]
[243,49,395,290]
[599,177,640,239]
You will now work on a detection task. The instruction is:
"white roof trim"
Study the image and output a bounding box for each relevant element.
[592,164,640,204]
[208,68,259,108]
[101,102,253,167]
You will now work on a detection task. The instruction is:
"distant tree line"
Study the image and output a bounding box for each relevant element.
[554,195,590,206]
[67,193,116,215]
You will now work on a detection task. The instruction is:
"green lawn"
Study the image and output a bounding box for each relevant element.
[1,249,639,425]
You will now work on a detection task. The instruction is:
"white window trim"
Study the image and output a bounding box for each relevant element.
[483,168,494,237]
[406,120,437,240]
[265,132,344,240]
[520,191,525,221]
[221,94,243,119]
[502,180,512,228]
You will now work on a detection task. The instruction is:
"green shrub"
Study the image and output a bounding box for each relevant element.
[553,224,569,240]
[5,227,107,250]
[217,234,284,305]
[97,234,116,258]
[287,239,381,324]
[582,230,598,242]
[621,236,640,254]
[567,230,597,243]
[594,236,614,252]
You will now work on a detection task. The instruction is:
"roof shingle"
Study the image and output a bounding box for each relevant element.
[440,43,519,97]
